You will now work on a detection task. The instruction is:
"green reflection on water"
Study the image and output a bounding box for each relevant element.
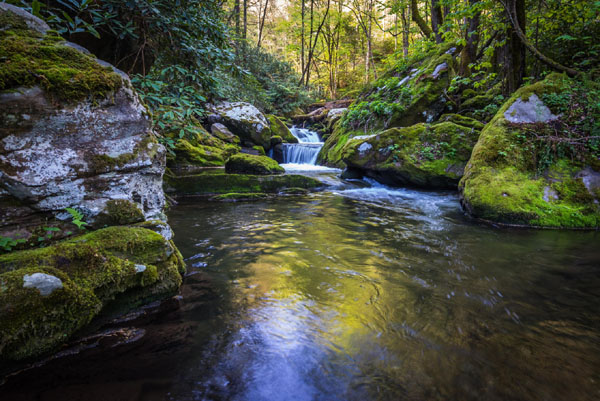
[168,190,600,401]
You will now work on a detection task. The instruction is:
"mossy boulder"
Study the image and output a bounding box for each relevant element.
[267,114,298,143]
[317,121,362,168]
[171,139,229,167]
[0,5,167,233]
[341,121,481,188]
[319,44,460,167]
[0,226,185,361]
[460,74,600,228]
[164,170,322,196]
[225,153,284,175]
[207,102,272,149]
[438,113,485,130]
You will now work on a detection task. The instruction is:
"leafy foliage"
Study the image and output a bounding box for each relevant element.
[65,207,88,230]
[0,236,26,253]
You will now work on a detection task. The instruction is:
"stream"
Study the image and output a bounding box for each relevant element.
[1,132,599,401]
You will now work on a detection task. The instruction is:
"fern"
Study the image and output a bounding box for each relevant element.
[65,208,88,230]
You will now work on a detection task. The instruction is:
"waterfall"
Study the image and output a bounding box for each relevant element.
[282,127,323,165]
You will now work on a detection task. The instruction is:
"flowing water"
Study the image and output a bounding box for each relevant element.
[280,127,324,167]
[1,173,600,401]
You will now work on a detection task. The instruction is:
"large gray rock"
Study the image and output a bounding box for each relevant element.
[207,102,272,149]
[0,85,166,223]
[0,8,167,239]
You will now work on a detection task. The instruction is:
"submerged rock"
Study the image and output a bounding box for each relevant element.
[165,170,322,196]
[225,153,284,175]
[209,192,271,202]
[460,74,600,228]
[0,226,185,361]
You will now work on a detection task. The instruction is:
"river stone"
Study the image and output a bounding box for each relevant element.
[211,123,239,143]
[432,62,448,79]
[23,273,63,296]
[134,264,147,273]
[504,94,558,124]
[207,102,272,149]
[575,167,600,194]
[358,142,373,156]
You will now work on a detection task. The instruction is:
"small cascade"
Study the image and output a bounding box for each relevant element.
[282,127,323,165]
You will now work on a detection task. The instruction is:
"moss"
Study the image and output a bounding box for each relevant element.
[253,145,266,156]
[225,153,284,175]
[438,113,485,130]
[341,121,481,189]
[267,114,298,143]
[171,139,229,167]
[270,135,283,146]
[87,136,160,174]
[317,121,362,167]
[459,74,600,228]
[97,199,145,226]
[165,170,322,195]
[460,94,495,111]
[0,7,122,103]
[0,266,100,361]
[210,192,270,202]
[0,226,184,361]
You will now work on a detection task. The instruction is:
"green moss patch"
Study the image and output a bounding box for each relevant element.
[0,226,184,361]
[171,139,230,167]
[0,7,122,103]
[97,199,145,226]
[225,153,284,175]
[267,114,298,143]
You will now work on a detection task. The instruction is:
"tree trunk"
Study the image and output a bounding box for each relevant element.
[257,0,269,48]
[504,0,525,93]
[301,0,305,78]
[459,0,480,76]
[411,0,433,38]
[234,0,240,37]
[243,0,247,39]
[431,0,444,43]
[303,0,331,86]
[504,0,580,78]
[402,3,410,56]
